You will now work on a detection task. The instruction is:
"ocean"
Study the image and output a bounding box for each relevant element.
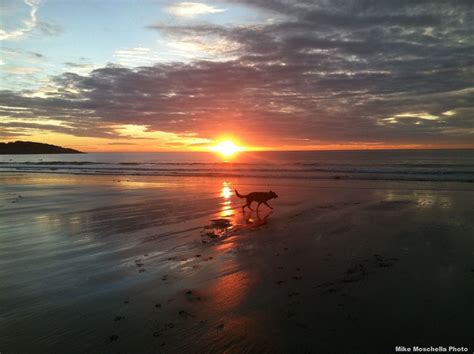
[1,149,473,182]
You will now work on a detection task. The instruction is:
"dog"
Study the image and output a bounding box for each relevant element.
[235,189,278,211]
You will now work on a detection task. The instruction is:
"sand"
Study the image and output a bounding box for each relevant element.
[1,173,473,353]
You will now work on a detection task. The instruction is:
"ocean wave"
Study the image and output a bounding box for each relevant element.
[1,165,473,182]
[1,161,473,168]
[1,164,473,174]
[2,150,473,182]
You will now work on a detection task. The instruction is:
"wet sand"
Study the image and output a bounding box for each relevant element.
[1,173,473,353]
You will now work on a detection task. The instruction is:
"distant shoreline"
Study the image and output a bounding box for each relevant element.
[0,141,84,154]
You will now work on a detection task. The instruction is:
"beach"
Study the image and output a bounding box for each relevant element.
[1,172,473,353]
[2,0,473,350]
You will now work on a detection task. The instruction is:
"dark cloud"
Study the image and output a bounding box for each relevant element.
[1,0,473,147]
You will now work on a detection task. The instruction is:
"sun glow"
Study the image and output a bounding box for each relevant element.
[212,140,242,157]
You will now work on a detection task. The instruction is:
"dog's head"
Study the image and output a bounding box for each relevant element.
[269,190,278,199]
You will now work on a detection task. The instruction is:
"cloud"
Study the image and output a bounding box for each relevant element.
[1,0,473,148]
[1,66,42,74]
[107,142,138,145]
[0,0,62,41]
[0,0,40,41]
[165,2,226,18]
[0,47,44,59]
[113,124,211,145]
[113,47,165,67]
[36,20,63,37]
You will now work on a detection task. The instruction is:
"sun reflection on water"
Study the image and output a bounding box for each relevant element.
[220,181,234,218]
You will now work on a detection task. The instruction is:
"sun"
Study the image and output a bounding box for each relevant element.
[212,140,242,157]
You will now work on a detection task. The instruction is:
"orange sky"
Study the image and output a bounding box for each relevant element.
[4,133,473,153]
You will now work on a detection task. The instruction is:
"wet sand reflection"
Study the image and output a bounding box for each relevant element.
[220,182,234,218]
[214,181,273,237]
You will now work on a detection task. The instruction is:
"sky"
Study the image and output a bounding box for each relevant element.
[0,0,473,152]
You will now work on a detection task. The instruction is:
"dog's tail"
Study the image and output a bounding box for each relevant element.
[235,189,247,198]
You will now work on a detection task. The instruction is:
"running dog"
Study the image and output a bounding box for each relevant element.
[235,189,278,211]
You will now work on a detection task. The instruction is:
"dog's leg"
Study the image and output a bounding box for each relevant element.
[248,200,253,210]
[264,202,273,209]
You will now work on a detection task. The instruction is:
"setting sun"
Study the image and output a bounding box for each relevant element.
[212,140,242,157]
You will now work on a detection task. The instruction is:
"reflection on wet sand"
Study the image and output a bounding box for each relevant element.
[220,182,234,218]
[196,182,272,352]
[3,172,474,353]
[244,210,272,228]
[414,192,453,209]
[220,180,273,228]
[378,189,454,210]
[204,181,273,241]
[199,268,268,352]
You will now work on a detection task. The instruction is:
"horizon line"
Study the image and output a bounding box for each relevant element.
[80,147,474,153]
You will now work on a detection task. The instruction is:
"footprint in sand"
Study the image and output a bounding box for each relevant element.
[315,256,399,296]
[341,263,367,283]
[373,255,399,268]
[178,310,196,318]
[288,300,301,306]
[185,290,202,302]
[314,281,335,289]
[323,287,341,294]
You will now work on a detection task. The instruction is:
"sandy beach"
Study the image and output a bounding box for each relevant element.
[1,173,473,353]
